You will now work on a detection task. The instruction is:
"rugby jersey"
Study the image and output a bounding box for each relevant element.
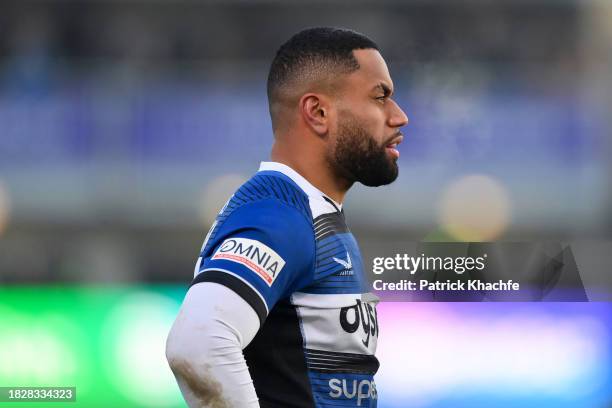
[192,161,379,408]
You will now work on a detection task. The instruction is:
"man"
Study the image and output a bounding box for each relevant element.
[166,27,408,408]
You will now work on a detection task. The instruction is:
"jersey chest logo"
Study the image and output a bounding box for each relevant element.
[340,298,379,348]
[212,238,285,286]
[333,251,354,276]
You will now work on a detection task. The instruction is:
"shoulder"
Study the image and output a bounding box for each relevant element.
[205,172,317,252]
[225,198,313,237]
[231,172,312,221]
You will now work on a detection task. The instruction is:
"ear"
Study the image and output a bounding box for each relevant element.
[299,93,329,137]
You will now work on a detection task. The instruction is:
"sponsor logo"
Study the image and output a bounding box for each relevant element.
[212,238,285,286]
[329,378,377,406]
[333,251,354,276]
[339,299,379,347]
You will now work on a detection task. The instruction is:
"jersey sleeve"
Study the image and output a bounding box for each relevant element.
[191,198,315,325]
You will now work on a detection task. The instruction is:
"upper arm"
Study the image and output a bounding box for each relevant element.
[165,282,261,407]
[192,198,315,324]
[166,282,260,355]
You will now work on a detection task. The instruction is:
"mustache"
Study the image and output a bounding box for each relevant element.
[383,131,403,145]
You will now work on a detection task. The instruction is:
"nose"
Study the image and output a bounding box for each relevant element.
[387,99,409,128]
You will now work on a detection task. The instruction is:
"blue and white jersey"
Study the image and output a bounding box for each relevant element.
[192,161,379,408]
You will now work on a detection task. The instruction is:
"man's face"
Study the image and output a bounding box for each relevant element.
[328,49,408,187]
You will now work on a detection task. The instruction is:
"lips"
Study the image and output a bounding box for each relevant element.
[385,134,403,159]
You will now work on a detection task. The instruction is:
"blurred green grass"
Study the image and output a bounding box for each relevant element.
[0,285,188,408]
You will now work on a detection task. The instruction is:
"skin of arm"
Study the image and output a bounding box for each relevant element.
[166,282,261,408]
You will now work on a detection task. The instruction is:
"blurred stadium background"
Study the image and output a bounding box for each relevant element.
[0,0,611,407]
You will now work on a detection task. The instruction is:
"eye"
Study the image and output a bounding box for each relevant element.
[376,96,387,103]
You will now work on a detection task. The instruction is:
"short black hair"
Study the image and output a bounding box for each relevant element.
[267,27,379,127]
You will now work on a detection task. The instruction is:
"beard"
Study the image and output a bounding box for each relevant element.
[329,113,399,187]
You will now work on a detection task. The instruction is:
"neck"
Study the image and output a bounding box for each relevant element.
[270,140,352,204]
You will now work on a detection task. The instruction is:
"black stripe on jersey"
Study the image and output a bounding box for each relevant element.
[253,175,311,216]
[315,238,345,253]
[322,196,342,214]
[304,349,380,375]
[313,213,349,240]
[313,218,339,229]
[244,300,315,408]
[313,212,347,229]
[246,179,266,196]
[269,176,289,202]
[191,270,267,326]
[240,183,261,200]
